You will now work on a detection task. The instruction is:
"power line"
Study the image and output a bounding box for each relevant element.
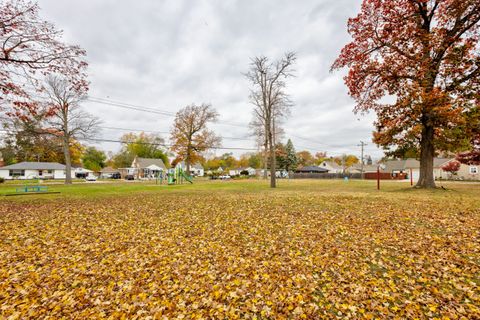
[87,97,248,128]
[99,126,253,141]
[82,137,257,151]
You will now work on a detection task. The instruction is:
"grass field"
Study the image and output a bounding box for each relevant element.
[0,179,479,319]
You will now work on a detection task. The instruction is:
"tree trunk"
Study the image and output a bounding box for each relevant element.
[269,136,276,188]
[416,122,436,188]
[263,144,268,180]
[186,146,191,175]
[63,136,72,185]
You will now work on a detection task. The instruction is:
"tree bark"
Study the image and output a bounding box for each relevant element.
[263,144,268,180]
[416,122,436,188]
[63,136,72,185]
[269,131,276,188]
[186,148,191,176]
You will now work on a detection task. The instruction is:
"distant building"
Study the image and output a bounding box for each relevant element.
[381,158,480,181]
[123,157,167,179]
[295,166,329,174]
[100,167,121,179]
[318,160,343,173]
[0,162,72,180]
[175,161,204,176]
[350,163,379,174]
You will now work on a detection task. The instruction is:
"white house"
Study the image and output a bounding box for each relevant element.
[0,162,73,180]
[131,157,167,179]
[319,160,343,173]
[175,161,204,177]
[73,166,95,178]
[230,167,256,176]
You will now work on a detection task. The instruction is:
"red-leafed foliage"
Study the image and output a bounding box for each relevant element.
[332,0,480,188]
[0,0,87,119]
[456,133,480,164]
[441,160,461,174]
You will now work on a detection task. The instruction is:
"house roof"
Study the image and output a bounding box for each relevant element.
[235,167,255,171]
[100,166,120,173]
[350,164,379,172]
[433,158,453,168]
[296,166,329,173]
[134,157,166,170]
[320,160,342,169]
[177,161,203,170]
[0,162,66,170]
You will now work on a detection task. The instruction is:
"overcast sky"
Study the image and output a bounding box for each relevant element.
[37,0,383,159]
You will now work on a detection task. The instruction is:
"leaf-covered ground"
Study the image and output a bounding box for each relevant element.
[0,181,479,319]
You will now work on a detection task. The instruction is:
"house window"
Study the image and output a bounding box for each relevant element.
[38,170,43,176]
[470,166,478,174]
[9,169,25,177]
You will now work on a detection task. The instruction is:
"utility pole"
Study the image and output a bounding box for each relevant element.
[357,141,367,179]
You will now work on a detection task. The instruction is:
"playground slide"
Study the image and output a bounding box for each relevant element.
[181,172,193,184]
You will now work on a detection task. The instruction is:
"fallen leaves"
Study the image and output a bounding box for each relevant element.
[0,185,479,319]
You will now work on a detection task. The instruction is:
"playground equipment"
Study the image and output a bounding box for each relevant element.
[157,167,193,185]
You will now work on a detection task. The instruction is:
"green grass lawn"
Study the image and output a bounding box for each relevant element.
[0,179,479,318]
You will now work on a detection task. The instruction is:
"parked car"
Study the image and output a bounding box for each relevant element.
[219,175,231,180]
[111,173,121,179]
[125,174,135,181]
[85,175,97,182]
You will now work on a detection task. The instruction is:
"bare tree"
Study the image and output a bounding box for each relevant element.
[43,75,99,184]
[246,52,296,188]
[170,104,221,174]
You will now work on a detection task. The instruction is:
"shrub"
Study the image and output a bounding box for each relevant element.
[0,177,4,183]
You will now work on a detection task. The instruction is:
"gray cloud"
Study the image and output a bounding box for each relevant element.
[37,0,382,159]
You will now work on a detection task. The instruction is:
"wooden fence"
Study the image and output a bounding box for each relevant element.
[293,172,408,180]
[293,173,363,179]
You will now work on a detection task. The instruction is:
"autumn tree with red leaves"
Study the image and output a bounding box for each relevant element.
[333,0,480,188]
[0,0,87,117]
[441,159,461,178]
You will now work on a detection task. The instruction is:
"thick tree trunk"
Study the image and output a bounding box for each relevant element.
[63,137,72,185]
[416,123,436,188]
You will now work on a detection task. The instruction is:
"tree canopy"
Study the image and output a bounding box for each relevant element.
[333,0,480,188]
[170,104,220,174]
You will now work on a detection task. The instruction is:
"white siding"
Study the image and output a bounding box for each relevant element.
[0,170,10,179]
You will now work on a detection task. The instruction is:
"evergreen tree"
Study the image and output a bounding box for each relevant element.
[285,139,298,172]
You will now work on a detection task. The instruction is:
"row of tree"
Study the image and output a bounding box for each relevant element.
[3,1,479,189]
[0,1,221,183]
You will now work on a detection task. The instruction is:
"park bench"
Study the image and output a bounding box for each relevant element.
[15,185,49,193]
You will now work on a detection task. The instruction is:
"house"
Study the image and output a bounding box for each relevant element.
[238,167,256,176]
[100,166,121,179]
[228,169,239,176]
[350,164,380,174]
[319,160,343,173]
[130,157,167,179]
[73,166,95,178]
[434,159,480,181]
[175,162,204,177]
[454,162,480,180]
[383,158,458,181]
[295,166,329,174]
[0,162,72,180]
